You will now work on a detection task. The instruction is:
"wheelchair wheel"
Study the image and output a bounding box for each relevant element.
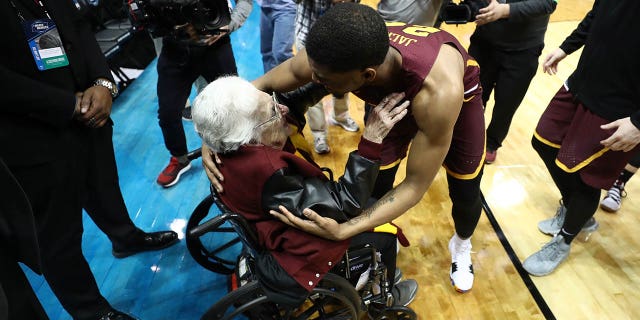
[186,195,241,274]
[202,274,363,320]
[370,305,417,320]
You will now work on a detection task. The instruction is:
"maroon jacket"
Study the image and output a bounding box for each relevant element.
[217,138,382,291]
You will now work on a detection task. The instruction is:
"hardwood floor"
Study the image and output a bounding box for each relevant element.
[312,1,639,319]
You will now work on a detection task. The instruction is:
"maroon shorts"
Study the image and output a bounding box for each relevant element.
[442,92,486,180]
[534,85,640,189]
[379,89,485,180]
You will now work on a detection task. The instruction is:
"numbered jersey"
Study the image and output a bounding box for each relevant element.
[354,22,480,105]
[353,22,484,169]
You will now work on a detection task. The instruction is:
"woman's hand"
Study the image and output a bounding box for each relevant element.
[542,48,567,75]
[475,0,509,26]
[362,92,409,144]
[201,143,225,193]
[600,117,640,152]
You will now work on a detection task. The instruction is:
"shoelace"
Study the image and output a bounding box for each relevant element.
[551,206,566,227]
[553,206,596,230]
[314,137,328,146]
[540,238,564,260]
[165,158,186,174]
[333,115,358,127]
[606,183,626,203]
[342,118,357,125]
[454,242,472,265]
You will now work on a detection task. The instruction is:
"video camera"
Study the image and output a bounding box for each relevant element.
[126,0,230,39]
[439,0,488,25]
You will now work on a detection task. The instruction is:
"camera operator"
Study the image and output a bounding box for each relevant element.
[153,0,253,187]
[466,0,556,164]
[377,0,444,27]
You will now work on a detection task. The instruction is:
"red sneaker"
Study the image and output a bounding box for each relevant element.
[157,157,191,187]
[485,149,497,164]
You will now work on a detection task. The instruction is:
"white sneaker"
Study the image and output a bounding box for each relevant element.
[448,235,474,293]
[312,131,330,154]
[329,113,360,132]
[600,181,626,213]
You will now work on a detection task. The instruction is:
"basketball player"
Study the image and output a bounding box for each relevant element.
[522,0,640,276]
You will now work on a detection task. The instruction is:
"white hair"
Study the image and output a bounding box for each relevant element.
[192,76,262,153]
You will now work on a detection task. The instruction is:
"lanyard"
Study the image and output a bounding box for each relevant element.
[33,0,51,19]
[9,0,51,22]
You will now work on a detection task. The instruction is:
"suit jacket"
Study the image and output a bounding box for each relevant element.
[0,157,41,273]
[0,0,113,166]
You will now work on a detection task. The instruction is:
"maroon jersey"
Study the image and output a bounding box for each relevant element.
[354,22,485,176]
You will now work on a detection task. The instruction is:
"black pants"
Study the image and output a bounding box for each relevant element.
[629,151,640,168]
[256,232,397,308]
[349,231,398,283]
[157,37,238,157]
[9,128,111,320]
[532,137,600,236]
[0,247,48,320]
[372,165,483,239]
[83,125,139,243]
[468,39,542,151]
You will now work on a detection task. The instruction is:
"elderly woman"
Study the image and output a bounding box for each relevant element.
[192,76,415,306]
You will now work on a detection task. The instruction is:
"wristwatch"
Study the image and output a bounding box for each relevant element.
[93,78,119,98]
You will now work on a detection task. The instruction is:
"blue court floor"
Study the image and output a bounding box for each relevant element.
[23,3,263,320]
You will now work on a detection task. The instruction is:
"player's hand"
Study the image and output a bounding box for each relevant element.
[202,143,225,193]
[475,0,509,26]
[270,206,346,241]
[542,48,567,75]
[600,117,640,152]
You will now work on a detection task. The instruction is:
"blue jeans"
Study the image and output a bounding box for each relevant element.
[260,5,296,73]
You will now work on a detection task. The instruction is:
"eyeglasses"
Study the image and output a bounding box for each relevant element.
[253,92,282,129]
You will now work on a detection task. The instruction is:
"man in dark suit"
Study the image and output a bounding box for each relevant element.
[85,124,179,259]
[0,0,173,318]
[0,157,48,320]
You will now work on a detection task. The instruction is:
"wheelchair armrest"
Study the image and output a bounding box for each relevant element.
[209,186,262,252]
[188,214,229,238]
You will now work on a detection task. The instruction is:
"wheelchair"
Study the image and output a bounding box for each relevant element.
[187,187,417,320]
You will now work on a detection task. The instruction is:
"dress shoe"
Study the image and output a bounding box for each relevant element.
[112,230,179,258]
[97,309,137,320]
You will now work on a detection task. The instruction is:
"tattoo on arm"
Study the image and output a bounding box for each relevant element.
[347,189,398,225]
